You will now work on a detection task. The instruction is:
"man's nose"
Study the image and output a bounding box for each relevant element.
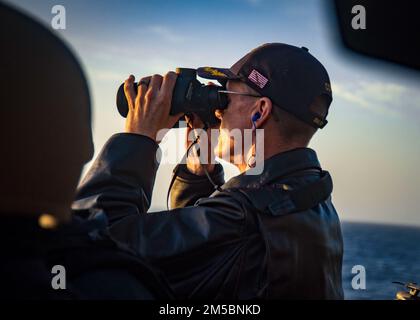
[215,109,223,120]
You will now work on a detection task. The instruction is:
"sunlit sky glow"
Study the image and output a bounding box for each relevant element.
[7,0,420,226]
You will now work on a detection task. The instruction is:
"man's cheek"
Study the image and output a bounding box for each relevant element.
[220,114,235,130]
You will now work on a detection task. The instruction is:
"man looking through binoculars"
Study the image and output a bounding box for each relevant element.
[74,43,344,299]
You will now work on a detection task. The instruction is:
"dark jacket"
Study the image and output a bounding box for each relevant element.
[73,133,344,299]
[0,214,172,300]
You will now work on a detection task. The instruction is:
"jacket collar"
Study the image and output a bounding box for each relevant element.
[221,147,321,190]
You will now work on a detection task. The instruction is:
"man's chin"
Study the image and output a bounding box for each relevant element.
[215,145,239,165]
[214,143,227,162]
[214,145,223,160]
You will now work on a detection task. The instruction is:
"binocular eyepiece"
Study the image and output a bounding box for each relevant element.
[116,68,228,127]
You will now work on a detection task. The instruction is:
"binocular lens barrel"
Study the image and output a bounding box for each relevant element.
[116,68,228,126]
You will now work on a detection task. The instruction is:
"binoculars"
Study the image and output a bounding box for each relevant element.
[116,68,228,127]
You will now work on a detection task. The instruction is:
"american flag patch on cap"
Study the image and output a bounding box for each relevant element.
[248,69,268,89]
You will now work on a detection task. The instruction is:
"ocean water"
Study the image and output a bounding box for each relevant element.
[341,222,420,300]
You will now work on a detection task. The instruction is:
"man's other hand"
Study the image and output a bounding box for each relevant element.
[185,113,219,176]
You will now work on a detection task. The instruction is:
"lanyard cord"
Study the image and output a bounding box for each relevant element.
[166,124,222,210]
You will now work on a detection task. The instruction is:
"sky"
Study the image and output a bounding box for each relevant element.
[6,0,420,226]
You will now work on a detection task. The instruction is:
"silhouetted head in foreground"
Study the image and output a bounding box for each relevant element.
[0,3,94,224]
[0,4,172,300]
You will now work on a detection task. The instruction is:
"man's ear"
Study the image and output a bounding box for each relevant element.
[253,97,272,128]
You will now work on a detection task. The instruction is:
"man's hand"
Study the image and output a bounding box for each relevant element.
[185,114,219,176]
[123,73,183,142]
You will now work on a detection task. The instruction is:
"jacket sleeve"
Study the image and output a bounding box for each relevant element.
[169,163,225,209]
[72,133,247,297]
[72,133,160,223]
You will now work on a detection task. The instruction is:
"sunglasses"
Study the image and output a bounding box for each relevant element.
[218,90,262,98]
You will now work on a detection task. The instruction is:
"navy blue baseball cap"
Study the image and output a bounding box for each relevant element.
[197,43,332,129]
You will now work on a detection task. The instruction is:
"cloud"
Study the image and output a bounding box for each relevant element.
[332,81,420,120]
[146,25,188,43]
[333,83,370,108]
[361,82,406,103]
